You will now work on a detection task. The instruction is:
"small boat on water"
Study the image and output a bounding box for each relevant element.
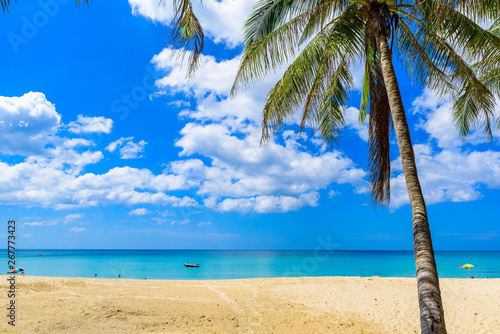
[184,263,200,268]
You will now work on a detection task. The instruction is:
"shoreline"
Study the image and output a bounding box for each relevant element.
[1,274,494,281]
[1,276,499,333]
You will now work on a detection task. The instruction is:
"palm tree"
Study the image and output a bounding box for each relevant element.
[232,1,500,333]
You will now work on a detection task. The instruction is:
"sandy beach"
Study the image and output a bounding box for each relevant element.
[1,276,499,333]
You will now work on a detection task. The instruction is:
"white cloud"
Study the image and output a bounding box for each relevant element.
[213,192,320,213]
[170,219,190,226]
[106,137,125,153]
[0,92,60,155]
[0,158,199,209]
[0,98,196,210]
[128,0,255,47]
[64,213,84,222]
[24,220,58,226]
[328,190,339,198]
[62,138,95,148]
[147,47,368,213]
[129,208,151,216]
[152,217,166,225]
[120,140,147,159]
[168,100,191,108]
[152,49,240,97]
[413,89,500,149]
[172,196,199,207]
[390,144,500,209]
[344,106,369,142]
[106,137,147,159]
[70,227,86,233]
[0,93,192,210]
[175,123,366,198]
[128,0,170,22]
[150,46,500,213]
[67,115,113,134]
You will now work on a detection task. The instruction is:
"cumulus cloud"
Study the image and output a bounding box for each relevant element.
[106,137,147,159]
[64,213,84,222]
[70,227,86,233]
[170,219,190,226]
[152,49,240,97]
[0,92,198,210]
[0,92,60,155]
[129,208,151,216]
[175,124,366,197]
[129,0,255,47]
[62,138,95,148]
[344,106,369,142]
[390,144,500,209]
[151,45,500,213]
[0,157,200,209]
[120,140,147,159]
[413,89,500,148]
[148,47,369,213]
[24,220,58,226]
[211,192,320,213]
[67,115,113,134]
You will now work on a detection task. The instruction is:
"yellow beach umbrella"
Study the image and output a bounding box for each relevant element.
[459,264,475,277]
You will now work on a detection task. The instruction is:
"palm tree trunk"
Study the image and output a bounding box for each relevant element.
[375,33,447,334]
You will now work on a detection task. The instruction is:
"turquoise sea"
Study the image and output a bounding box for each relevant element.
[5,250,500,280]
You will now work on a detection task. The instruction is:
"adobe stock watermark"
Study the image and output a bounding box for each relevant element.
[282,235,341,277]
[7,0,72,54]
[110,66,158,121]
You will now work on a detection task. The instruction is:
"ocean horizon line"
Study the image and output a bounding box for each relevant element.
[6,249,499,279]
[9,248,500,252]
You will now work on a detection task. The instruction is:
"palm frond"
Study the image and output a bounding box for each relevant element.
[394,19,452,95]
[261,30,336,143]
[396,9,497,138]
[363,27,392,207]
[237,0,500,208]
[258,5,364,144]
[358,63,370,123]
[415,0,500,62]
[490,16,500,38]
[1,0,15,13]
[314,56,351,145]
[166,0,204,78]
[415,0,500,24]
[243,0,334,46]
[298,0,351,45]
[367,59,392,208]
[232,1,348,95]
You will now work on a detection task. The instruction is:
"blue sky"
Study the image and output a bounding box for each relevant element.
[0,0,499,250]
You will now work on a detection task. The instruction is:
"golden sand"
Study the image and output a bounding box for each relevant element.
[0,276,499,333]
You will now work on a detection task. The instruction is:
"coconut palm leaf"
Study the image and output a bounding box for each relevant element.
[415,0,500,23]
[394,5,498,137]
[232,1,351,95]
[358,63,370,123]
[258,4,364,144]
[164,0,204,78]
[394,19,451,94]
[1,0,13,13]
